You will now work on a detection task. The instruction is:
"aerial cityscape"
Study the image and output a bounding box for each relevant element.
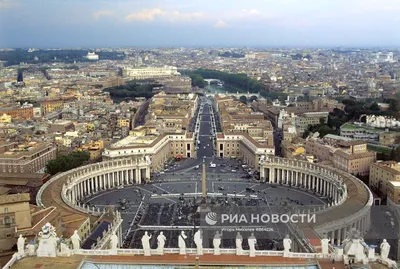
[1,0,400,269]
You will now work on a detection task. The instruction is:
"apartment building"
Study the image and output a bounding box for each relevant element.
[145,92,198,133]
[0,106,34,120]
[0,142,57,174]
[0,113,11,123]
[123,66,179,80]
[77,140,105,160]
[40,98,63,115]
[295,111,329,133]
[118,119,130,128]
[215,96,275,170]
[281,140,305,159]
[332,141,376,176]
[304,139,335,162]
[304,135,376,176]
[369,161,400,203]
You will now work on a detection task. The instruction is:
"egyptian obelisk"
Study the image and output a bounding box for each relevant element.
[202,157,207,204]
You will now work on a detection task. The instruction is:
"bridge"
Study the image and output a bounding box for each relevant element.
[204,79,223,85]
[206,91,264,100]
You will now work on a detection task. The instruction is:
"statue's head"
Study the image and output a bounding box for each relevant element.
[74,230,78,235]
[19,234,23,238]
[42,223,51,235]
[285,234,290,239]
[145,231,148,235]
[160,231,163,235]
[383,239,387,243]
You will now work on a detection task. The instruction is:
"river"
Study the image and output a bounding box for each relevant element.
[205,84,226,94]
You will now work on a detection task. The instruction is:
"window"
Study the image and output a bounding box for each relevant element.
[4,208,8,213]
[4,216,11,224]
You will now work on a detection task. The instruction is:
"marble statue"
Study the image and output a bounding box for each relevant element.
[59,241,71,257]
[27,241,36,256]
[380,239,390,260]
[213,231,221,255]
[145,155,152,165]
[248,233,257,257]
[110,232,119,251]
[70,230,81,251]
[37,222,57,257]
[366,115,400,128]
[283,234,292,257]
[141,231,152,256]
[178,231,187,255]
[236,232,243,255]
[17,235,26,256]
[157,232,166,255]
[194,229,203,255]
[321,236,330,256]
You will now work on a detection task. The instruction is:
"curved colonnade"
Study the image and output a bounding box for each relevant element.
[37,158,151,216]
[260,156,373,246]
[37,156,372,251]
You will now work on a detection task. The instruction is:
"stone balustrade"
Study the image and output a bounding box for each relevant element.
[75,248,318,259]
[1,253,18,269]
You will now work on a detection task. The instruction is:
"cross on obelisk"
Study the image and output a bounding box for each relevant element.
[201,157,207,204]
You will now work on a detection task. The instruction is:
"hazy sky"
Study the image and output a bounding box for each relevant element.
[1,0,400,48]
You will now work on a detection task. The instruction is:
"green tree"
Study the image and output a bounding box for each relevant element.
[370,102,380,111]
[190,74,206,88]
[388,99,400,112]
[46,151,90,175]
[304,124,335,138]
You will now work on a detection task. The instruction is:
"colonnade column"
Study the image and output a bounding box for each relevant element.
[268,168,274,183]
[91,178,95,194]
[311,175,315,190]
[146,168,150,181]
[135,169,140,183]
[79,182,82,199]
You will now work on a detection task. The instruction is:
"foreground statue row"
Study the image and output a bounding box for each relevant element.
[140,230,291,257]
[13,224,397,269]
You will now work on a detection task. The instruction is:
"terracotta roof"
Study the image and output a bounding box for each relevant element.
[334,150,376,160]
[371,161,400,175]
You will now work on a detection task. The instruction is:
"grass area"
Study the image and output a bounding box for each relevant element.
[341,122,400,134]
[367,144,392,153]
